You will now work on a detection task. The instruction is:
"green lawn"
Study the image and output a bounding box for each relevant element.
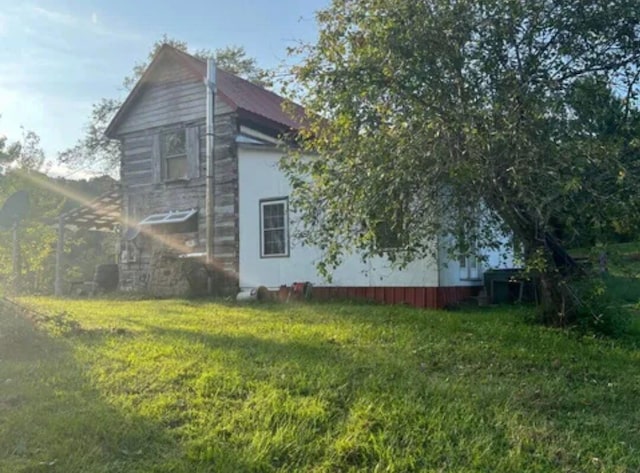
[1,298,640,472]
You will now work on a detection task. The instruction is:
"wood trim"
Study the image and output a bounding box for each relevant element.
[297,285,481,309]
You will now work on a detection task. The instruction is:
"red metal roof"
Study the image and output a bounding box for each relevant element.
[106,45,306,137]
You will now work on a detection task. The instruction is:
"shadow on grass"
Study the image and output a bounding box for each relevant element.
[13,298,640,471]
[0,309,254,473]
[142,315,640,470]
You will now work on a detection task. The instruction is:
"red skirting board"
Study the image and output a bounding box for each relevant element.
[299,286,480,309]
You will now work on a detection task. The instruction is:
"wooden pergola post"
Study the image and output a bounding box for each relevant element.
[55,216,65,297]
[52,186,121,297]
[12,223,21,294]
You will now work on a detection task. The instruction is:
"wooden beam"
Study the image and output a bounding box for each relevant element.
[12,223,20,294]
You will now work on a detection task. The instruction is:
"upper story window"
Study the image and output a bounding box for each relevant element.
[151,126,199,185]
[162,130,187,180]
[260,198,289,257]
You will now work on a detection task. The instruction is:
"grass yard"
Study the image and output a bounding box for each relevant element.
[1,298,640,472]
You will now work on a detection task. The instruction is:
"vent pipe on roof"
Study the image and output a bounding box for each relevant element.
[205,58,217,295]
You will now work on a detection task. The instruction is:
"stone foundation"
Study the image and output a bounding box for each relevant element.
[148,249,192,298]
[144,248,238,298]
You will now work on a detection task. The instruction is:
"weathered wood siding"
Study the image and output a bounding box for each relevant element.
[116,57,233,136]
[116,57,239,295]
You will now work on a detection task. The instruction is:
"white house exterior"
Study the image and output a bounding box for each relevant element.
[105,45,512,308]
[237,145,513,307]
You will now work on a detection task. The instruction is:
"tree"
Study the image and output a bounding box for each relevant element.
[560,77,640,246]
[0,121,118,294]
[0,125,20,167]
[283,0,640,324]
[0,168,117,294]
[59,35,271,174]
[0,123,44,171]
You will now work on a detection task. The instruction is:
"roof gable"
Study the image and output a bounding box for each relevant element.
[106,45,306,138]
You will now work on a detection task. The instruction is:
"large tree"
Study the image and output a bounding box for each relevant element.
[59,36,271,174]
[284,0,640,324]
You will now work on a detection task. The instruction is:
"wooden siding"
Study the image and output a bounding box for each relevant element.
[305,286,480,309]
[119,108,240,294]
[115,55,233,137]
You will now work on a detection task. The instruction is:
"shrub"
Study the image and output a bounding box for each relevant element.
[569,276,632,337]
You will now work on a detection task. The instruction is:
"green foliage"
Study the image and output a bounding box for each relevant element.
[569,276,632,337]
[284,0,640,319]
[2,299,640,471]
[561,78,640,247]
[0,118,21,167]
[0,171,62,293]
[0,170,117,294]
[0,122,45,171]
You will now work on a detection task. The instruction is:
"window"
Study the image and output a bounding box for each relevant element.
[162,130,187,180]
[139,209,198,226]
[260,198,289,257]
[459,248,480,280]
[139,209,198,234]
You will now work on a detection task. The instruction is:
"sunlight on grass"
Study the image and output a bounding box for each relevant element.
[1,298,639,472]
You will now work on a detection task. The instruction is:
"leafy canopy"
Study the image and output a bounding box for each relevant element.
[284,0,640,280]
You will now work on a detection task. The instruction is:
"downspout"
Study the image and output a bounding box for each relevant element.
[205,58,217,294]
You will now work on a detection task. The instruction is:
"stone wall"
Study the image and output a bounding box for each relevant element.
[148,249,192,298]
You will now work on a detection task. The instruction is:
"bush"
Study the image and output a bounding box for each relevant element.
[569,276,632,337]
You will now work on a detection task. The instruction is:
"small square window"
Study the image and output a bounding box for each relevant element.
[162,130,187,180]
[260,199,289,257]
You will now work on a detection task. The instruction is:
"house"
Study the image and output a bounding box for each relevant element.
[105,44,512,307]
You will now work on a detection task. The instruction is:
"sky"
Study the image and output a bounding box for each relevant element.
[0,0,328,178]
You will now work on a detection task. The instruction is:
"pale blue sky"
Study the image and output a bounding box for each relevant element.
[0,0,327,176]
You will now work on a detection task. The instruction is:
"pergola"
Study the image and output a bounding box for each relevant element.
[54,186,122,296]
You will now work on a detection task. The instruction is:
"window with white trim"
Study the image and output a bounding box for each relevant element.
[459,243,480,280]
[260,198,289,257]
[162,130,187,180]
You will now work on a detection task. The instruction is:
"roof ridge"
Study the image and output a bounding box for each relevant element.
[106,43,307,138]
[170,45,304,111]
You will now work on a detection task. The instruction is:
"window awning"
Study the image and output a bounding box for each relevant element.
[138,209,198,226]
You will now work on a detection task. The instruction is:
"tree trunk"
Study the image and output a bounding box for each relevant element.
[527,237,576,326]
[538,267,570,325]
[493,203,580,326]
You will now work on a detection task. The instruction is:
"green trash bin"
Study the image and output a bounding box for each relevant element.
[484,269,523,304]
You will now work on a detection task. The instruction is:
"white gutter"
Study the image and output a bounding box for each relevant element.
[205,58,217,294]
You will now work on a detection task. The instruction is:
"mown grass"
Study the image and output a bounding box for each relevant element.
[1,298,640,472]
